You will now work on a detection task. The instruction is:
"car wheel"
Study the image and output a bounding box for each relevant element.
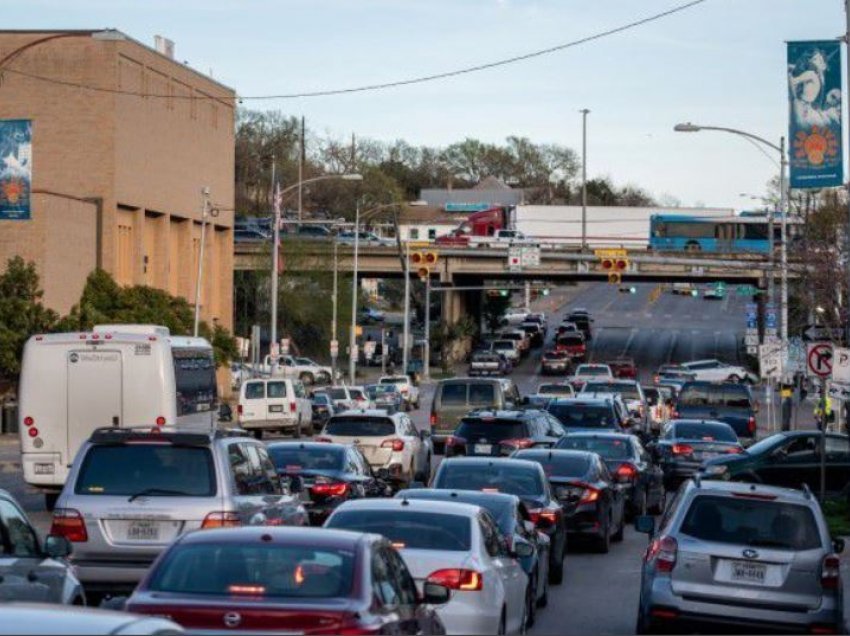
[498,608,507,635]
[299,372,315,386]
[549,547,565,585]
[596,519,611,554]
[630,488,648,520]
[636,606,655,635]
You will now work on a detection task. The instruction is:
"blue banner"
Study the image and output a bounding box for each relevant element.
[0,119,32,220]
[788,41,843,189]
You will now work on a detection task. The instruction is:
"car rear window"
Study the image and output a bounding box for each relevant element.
[381,377,408,385]
[678,385,752,408]
[148,544,354,598]
[349,389,365,400]
[267,446,345,472]
[327,510,471,551]
[456,419,528,442]
[436,463,544,496]
[583,382,640,400]
[267,381,287,398]
[539,385,573,396]
[548,403,615,428]
[75,446,216,497]
[245,382,265,399]
[557,436,632,459]
[329,388,349,400]
[577,366,608,376]
[673,422,737,443]
[543,351,568,360]
[325,417,396,437]
[469,383,496,406]
[518,452,591,477]
[440,383,468,406]
[558,334,584,346]
[312,394,330,406]
[680,495,821,551]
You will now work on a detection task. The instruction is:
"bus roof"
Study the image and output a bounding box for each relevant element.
[650,213,796,224]
[93,324,170,337]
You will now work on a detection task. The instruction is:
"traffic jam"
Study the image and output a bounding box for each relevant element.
[2,315,846,635]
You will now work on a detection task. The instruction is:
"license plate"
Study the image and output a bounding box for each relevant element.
[731,561,767,584]
[127,520,160,541]
[34,463,55,475]
[474,444,492,454]
[269,404,284,413]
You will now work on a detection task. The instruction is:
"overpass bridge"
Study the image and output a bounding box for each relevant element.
[235,240,779,324]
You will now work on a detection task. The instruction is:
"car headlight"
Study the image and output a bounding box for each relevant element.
[703,464,728,477]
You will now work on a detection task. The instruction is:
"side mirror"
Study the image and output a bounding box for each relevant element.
[512,538,535,559]
[634,515,655,535]
[834,538,845,554]
[44,535,72,559]
[422,582,451,605]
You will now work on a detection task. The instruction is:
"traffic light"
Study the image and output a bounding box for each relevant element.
[486,289,510,298]
[541,288,550,296]
[410,251,438,281]
[598,250,629,285]
[608,272,622,285]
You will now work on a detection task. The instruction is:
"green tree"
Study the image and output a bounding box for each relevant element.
[482,293,511,333]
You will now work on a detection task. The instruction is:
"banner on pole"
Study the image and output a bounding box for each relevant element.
[0,119,31,220]
[788,41,844,189]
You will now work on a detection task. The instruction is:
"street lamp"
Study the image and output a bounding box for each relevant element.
[674,122,789,370]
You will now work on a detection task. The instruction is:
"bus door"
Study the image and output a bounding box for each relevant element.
[67,349,123,464]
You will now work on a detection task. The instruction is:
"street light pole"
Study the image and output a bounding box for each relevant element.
[402,239,411,376]
[424,273,431,381]
[331,237,339,378]
[193,186,211,337]
[349,198,362,384]
[580,109,590,251]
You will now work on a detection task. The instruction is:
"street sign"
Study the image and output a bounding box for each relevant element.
[745,327,758,336]
[521,246,541,267]
[803,325,845,342]
[807,342,833,378]
[759,342,784,380]
[593,248,627,258]
[829,382,850,400]
[330,339,339,357]
[508,247,522,273]
[744,334,760,346]
[765,327,778,338]
[832,347,850,384]
[765,303,777,330]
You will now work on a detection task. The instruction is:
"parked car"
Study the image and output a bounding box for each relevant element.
[536,383,576,399]
[580,380,648,433]
[556,433,666,517]
[679,359,758,384]
[365,383,404,413]
[635,480,844,634]
[317,410,432,488]
[0,604,184,635]
[325,498,528,635]
[266,441,392,525]
[379,374,420,410]
[541,350,571,376]
[430,378,520,450]
[675,381,758,439]
[514,449,626,553]
[468,350,511,376]
[396,488,550,623]
[650,419,743,489]
[547,397,625,433]
[607,357,637,379]
[702,431,850,492]
[0,490,83,605]
[51,427,308,598]
[444,409,566,458]
[310,392,335,430]
[555,332,587,362]
[127,527,447,635]
[431,457,568,585]
[237,378,312,439]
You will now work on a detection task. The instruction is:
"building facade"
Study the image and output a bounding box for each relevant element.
[0,30,235,328]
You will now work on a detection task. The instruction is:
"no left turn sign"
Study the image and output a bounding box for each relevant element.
[807,342,833,378]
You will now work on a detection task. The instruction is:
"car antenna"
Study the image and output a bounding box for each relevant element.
[801,483,813,500]
[693,473,701,488]
[401,497,410,506]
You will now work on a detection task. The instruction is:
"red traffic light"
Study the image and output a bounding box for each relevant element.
[410,252,424,265]
[615,259,628,271]
[601,259,614,270]
[424,252,438,265]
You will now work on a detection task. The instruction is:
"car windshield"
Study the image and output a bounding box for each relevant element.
[557,436,632,459]
[680,496,821,550]
[678,385,752,408]
[436,464,544,496]
[548,403,614,428]
[267,446,345,472]
[312,394,330,405]
[744,433,787,455]
[327,510,471,551]
[295,358,314,365]
[325,417,395,437]
[583,382,640,400]
[539,384,573,396]
[328,388,349,400]
[75,446,215,496]
[673,422,737,443]
[147,543,355,598]
[455,419,528,443]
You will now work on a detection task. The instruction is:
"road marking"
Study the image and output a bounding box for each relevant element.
[621,328,638,357]
[664,331,678,363]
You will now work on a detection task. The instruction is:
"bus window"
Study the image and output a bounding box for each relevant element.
[667,222,715,238]
[652,222,666,238]
[742,223,769,240]
[173,349,217,416]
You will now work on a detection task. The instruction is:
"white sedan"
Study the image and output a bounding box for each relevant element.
[679,359,758,384]
[325,498,530,635]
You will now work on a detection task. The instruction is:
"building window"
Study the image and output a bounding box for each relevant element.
[409,229,419,240]
[428,228,437,240]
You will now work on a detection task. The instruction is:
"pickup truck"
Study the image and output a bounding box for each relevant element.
[469,351,510,377]
[469,229,540,249]
[260,355,333,386]
[674,381,758,439]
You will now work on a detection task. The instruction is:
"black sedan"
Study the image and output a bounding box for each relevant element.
[556,432,665,517]
[266,442,391,525]
[444,410,566,458]
[514,449,625,554]
[395,488,551,626]
[649,419,743,489]
[431,457,568,585]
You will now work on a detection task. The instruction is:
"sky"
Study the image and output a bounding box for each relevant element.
[9,0,848,209]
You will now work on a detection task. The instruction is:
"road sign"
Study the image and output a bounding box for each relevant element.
[593,248,627,258]
[832,347,850,384]
[508,247,522,273]
[745,327,758,336]
[807,342,833,378]
[765,304,777,329]
[765,327,778,338]
[521,246,541,267]
[759,342,784,380]
[803,325,845,342]
[744,334,760,346]
[829,382,850,401]
[330,339,339,357]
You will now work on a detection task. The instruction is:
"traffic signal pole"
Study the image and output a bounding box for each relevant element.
[424,274,431,381]
[402,240,411,376]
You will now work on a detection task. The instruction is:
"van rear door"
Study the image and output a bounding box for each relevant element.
[67,349,123,465]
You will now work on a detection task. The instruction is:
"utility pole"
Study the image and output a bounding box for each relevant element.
[192,186,211,337]
[298,116,305,223]
[580,109,590,251]
[779,135,789,370]
[402,239,411,375]
[349,198,362,384]
[270,160,280,355]
[424,273,431,381]
[845,0,850,346]
[331,237,338,378]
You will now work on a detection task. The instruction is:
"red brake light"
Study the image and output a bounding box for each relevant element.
[28,427,39,438]
[732,492,777,501]
[725,446,743,454]
[202,512,242,529]
[311,482,349,497]
[429,413,437,427]
[822,554,841,590]
[228,584,266,596]
[528,508,560,526]
[426,568,483,591]
[50,508,88,542]
[237,404,243,416]
[616,463,638,480]
[578,486,600,505]
[646,535,677,573]
[155,416,166,427]
[748,416,757,434]
[671,443,693,456]
[446,436,466,447]
[315,436,333,443]
[501,438,534,449]
[290,402,297,413]
[381,439,405,452]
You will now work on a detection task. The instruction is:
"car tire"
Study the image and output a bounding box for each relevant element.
[630,489,648,520]
[596,519,611,554]
[299,372,315,386]
[636,607,655,635]
[549,542,565,584]
[524,582,535,631]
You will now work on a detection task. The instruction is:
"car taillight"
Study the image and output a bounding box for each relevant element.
[312,482,350,497]
[578,486,600,505]
[528,509,560,527]
[50,509,88,542]
[430,413,437,427]
[616,463,638,480]
[381,439,405,452]
[725,446,743,454]
[501,438,534,449]
[315,436,333,443]
[646,535,677,573]
[426,568,483,591]
[747,416,757,434]
[671,443,693,456]
[446,435,466,447]
[201,512,242,529]
[821,554,840,590]
[290,402,297,413]
[237,404,243,416]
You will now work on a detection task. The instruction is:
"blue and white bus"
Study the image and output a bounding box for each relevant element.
[649,214,800,253]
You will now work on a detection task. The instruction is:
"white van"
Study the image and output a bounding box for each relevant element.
[237,378,312,439]
[18,325,216,508]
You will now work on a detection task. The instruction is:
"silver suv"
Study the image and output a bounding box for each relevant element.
[635,479,844,634]
[51,427,308,598]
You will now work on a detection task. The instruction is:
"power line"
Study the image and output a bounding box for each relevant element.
[2,0,709,101]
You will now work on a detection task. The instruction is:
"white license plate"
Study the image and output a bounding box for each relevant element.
[731,561,767,584]
[127,520,160,541]
[34,463,55,475]
[474,444,493,454]
[269,404,284,413]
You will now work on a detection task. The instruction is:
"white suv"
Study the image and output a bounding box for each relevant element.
[680,359,757,384]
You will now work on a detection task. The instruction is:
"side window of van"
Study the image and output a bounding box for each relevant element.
[245,382,265,400]
[441,383,467,405]
[267,381,287,399]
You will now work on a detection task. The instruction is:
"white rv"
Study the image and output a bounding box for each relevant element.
[18,325,216,508]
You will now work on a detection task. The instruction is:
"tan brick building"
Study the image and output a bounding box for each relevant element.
[0,29,235,329]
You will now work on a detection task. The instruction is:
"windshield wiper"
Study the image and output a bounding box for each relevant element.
[128,488,193,502]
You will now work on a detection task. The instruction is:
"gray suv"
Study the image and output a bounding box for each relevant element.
[51,427,308,598]
[635,479,844,634]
